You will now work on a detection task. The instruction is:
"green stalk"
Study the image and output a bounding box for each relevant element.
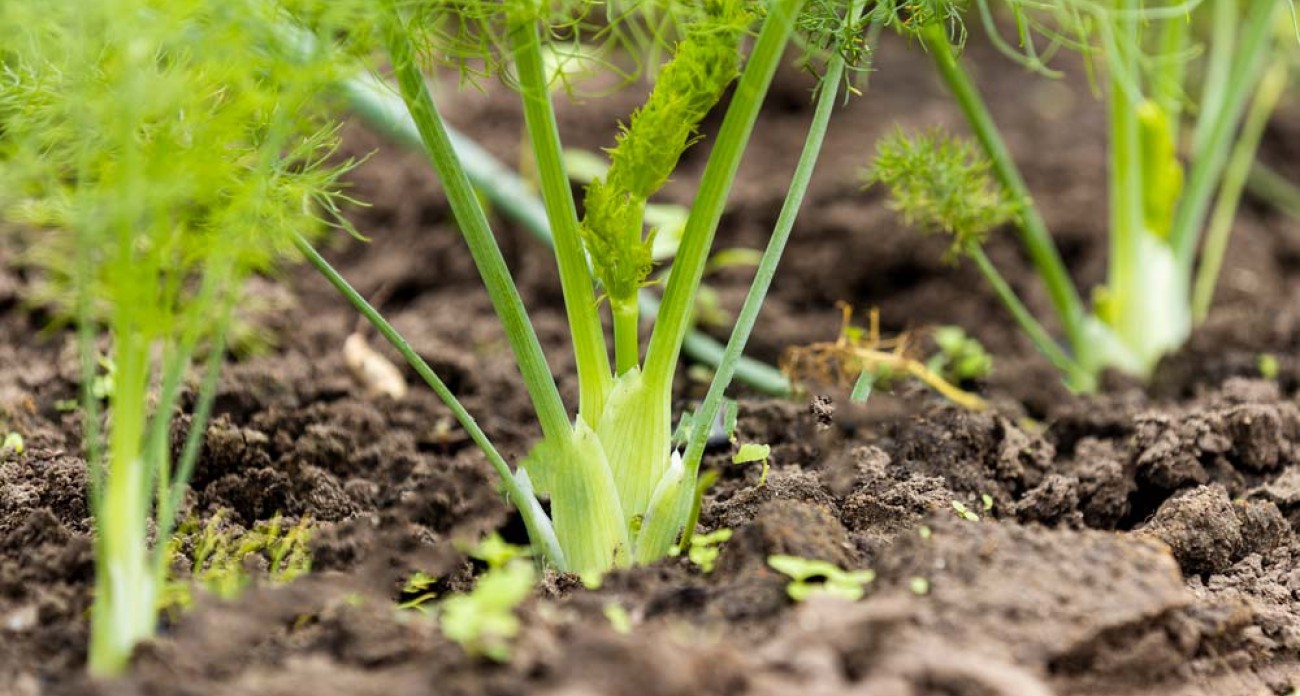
[382,7,571,442]
[969,247,1087,385]
[90,331,151,675]
[339,71,793,395]
[293,233,565,567]
[1170,0,1279,269]
[642,0,805,384]
[1105,1,1144,344]
[675,0,856,550]
[1246,162,1300,220]
[1151,7,1189,136]
[1190,0,1238,157]
[509,15,612,423]
[1192,60,1289,323]
[917,21,1088,360]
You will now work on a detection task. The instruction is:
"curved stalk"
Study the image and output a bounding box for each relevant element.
[293,233,565,567]
[917,21,1087,360]
[1192,60,1289,323]
[382,7,571,442]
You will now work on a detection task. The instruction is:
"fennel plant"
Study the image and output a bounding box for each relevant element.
[297,0,890,574]
[868,0,1293,391]
[1,0,356,674]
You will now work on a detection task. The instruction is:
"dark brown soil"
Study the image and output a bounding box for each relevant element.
[5,28,1300,696]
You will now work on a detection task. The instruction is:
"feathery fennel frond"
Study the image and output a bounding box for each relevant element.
[864,129,1020,260]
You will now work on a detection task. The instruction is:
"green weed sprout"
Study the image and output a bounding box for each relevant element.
[162,513,312,613]
[1,0,355,675]
[439,559,536,662]
[768,554,876,601]
[927,326,993,384]
[298,0,874,575]
[868,1,1294,392]
[2,432,24,455]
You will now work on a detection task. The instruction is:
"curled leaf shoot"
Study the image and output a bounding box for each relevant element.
[580,0,753,375]
[781,305,989,412]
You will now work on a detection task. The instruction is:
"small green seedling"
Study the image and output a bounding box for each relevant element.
[732,442,771,486]
[603,603,633,634]
[767,554,876,602]
[1259,353,1281,380]
[398,572,440,613]
[926,326,993,384]
[951,500,980,522]
[673,527,732,574]
[439,560,536,662]
[2,432,24,455]
[981,494,994,512]
[162,512,312,614]
[467,533,531,570]
[909,576,931,596]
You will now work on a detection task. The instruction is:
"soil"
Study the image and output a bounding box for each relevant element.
[5,27,1300,696]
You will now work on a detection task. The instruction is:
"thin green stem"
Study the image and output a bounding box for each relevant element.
[293,233,564,566]
[682,0,853,487]
[1152,9,1189,137]
[918,22,1088,359]
[1191,0,1238,157]
[382,8,570,441]
[509,15,612,423]
[643,0,805,383]
[1246,162,1300,220]
[1192,60,1288,323]
[1170,0,1278,269]
[969,247,1088,385]
[1106,0,1143,335]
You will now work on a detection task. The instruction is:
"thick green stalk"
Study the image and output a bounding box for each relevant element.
[382,8,570,441]
[293,233,565,567]
[917,21,1088,361]
[677,0,855,538]
[1192,60,1289,323]
[509,16,612,423]
[1170,0,1279,269]
[642,0,805,383]
[339,71,792,396]
[89,331,152,675]
[1105,1,1144,343]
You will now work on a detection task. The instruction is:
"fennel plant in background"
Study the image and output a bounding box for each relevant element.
[299,0,882,573]
[1,0,356,675]
[868,0,1293,392]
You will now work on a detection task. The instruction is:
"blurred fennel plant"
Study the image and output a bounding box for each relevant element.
[866,0,1294,391]
[1,0,357,675]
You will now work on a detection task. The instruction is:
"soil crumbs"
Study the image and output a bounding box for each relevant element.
[5,32,1300,696]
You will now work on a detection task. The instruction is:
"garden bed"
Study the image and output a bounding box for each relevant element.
[5,31,1300,696]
